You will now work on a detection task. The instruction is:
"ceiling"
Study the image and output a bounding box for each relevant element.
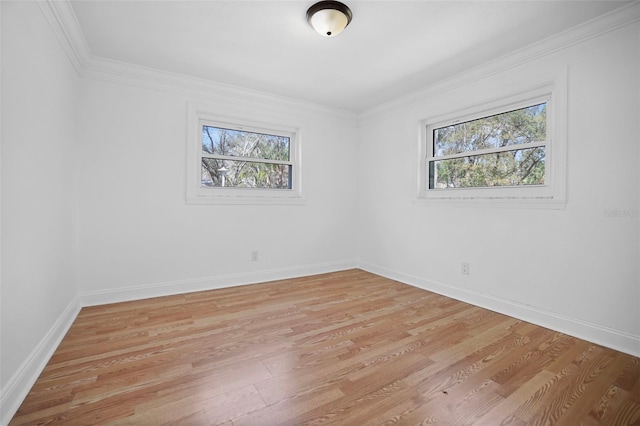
[70,1,630,113]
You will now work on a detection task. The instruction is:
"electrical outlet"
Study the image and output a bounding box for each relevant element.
[251,251,259,261]
[461,262,470,275]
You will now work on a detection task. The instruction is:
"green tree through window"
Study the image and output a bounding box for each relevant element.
[429,103,546,189]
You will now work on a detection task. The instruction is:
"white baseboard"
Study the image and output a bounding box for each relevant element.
[1,298,81,426]
[358,262,640,358]
[80,260,358,307]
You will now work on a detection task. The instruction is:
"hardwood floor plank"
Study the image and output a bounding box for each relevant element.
[615,357,640,402]
[123,384,266,425]
[9,269,639,425]
[557,352,630,423]
[607,398,640,425]
[491,332,578,399]
[527,350,614,424]
[233,386,346,426]
[480,370,556,425]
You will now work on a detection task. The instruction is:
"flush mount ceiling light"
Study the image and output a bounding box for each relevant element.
[306,1,353,37]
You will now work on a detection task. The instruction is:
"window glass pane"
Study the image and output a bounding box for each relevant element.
[202,158,291,189]
[433,103,546,157]
[429,147,545,189]
[202,126,290,161]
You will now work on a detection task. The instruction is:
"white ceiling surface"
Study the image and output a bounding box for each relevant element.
[70,1,629,113]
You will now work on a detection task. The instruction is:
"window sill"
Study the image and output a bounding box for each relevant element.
[413,194,566,210]
[187,191,307,205]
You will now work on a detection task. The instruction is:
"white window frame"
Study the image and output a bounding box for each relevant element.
[417,81,567,209]
[187,104,304,205]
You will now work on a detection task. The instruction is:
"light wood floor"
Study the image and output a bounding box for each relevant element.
[9,269,640,425]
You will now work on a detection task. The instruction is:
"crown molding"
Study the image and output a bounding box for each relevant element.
[39,0,639,121]
[36,0,90,75]
[39,0,357,122]
[359,1,640,120]
[82,54,358,121]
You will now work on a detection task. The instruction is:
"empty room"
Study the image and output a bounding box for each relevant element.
[1,0,639,424]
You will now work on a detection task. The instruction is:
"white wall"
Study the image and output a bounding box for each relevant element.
[0,1,638,423]
[74,78,359,303]
[1,0,80,419]
[357,21,640,356]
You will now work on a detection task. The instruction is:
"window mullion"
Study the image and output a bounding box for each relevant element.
[431,140,546,162]
[201,153,292,166]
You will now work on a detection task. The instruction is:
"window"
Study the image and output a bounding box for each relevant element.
[187,106,303,204]
[201,124,293,189]
[428,102,547,190]
[418,83,566,208]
